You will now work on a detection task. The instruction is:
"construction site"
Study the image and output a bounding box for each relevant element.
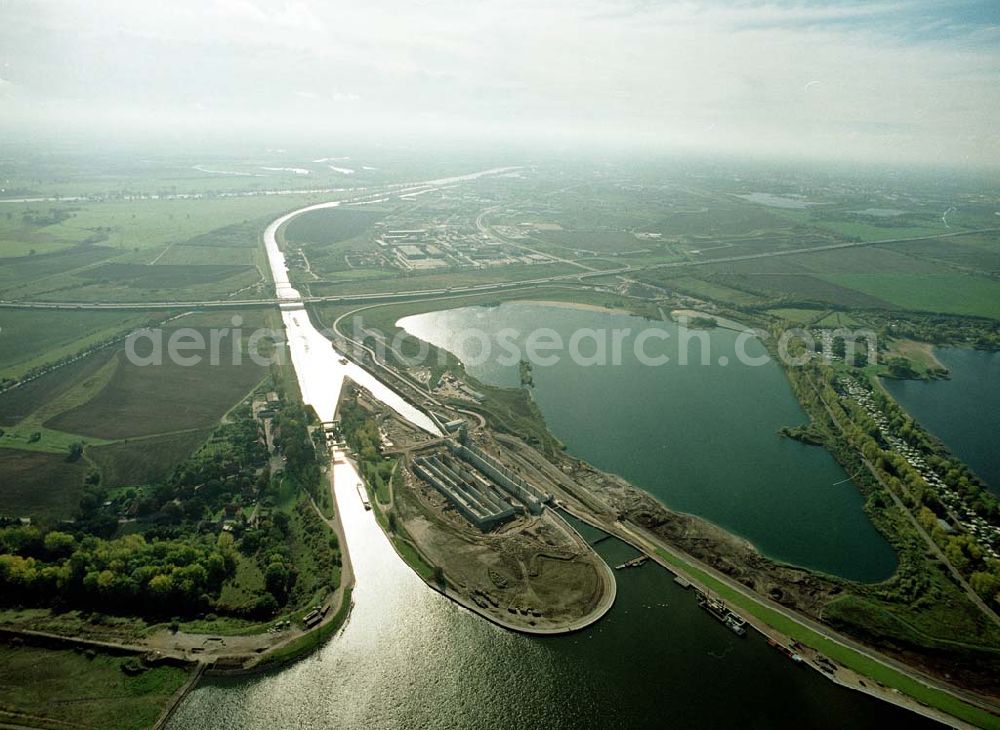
[333,382,615,633]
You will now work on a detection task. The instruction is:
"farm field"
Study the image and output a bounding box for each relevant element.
[0,448,88,521]
[47,329,269,439]
[773,208,946,242]
[0,194,351,303]
[638,272,768,306]
[0,309,145,379]
[821,273,1000,320]
[86,428,215,486]
[307,262,582,297]
[283,207,385,247]
[0,310,276,521]
[0,195,339,258]
[880,232,1000,273]
[533,229,652,253]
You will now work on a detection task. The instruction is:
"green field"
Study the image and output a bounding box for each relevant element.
[641,272,767,306]
[534,229,650,253]
[775,209,945,242]
[0,195,335,258]
[0,641,190,730]
[87,428,214,486]
[0,309,145,379]
[309,262,582,298]
[0,195,340,303]
[283,207,384,246]
[47,331,269,439]
[0,448,88,521]
[821,273,1000,320]
[766,307,828,324]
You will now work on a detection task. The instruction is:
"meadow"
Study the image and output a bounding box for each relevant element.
[0,309,144,379]
[0,641,191,730]
[0,449,88,521]
[47,328,269,439]
[283,207,385,246]
[821,273,1000,320]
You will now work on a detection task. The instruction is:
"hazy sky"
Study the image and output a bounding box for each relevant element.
[1,0,998,167]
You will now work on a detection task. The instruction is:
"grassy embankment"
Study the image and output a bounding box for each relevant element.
[0,641,191,730]
[654,547,1000,729]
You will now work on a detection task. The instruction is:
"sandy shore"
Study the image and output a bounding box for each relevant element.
[515,299,624,314]
[670,308,755,333]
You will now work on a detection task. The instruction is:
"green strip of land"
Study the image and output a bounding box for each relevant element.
[655,548,1000,729]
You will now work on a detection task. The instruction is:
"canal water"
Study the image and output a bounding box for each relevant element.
[883,347,1000,497]
[398,302,896,582]
[170,220,919,729]
[168,448,930,730]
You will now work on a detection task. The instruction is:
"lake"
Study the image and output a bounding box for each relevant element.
[398,302,896,582]
[883,347,1000,497]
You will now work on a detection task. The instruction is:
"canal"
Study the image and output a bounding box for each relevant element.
[168,447,930,729]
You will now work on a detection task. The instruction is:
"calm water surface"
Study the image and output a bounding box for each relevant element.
[169,449,929,730]
[883,348,1000,497]
[399,303,896,582]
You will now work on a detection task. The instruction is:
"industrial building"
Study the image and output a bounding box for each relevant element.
[450,442,551,515]
[414,454,516,530]
[411,438,553,530]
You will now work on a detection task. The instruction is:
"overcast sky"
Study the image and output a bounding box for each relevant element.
[1,0,998,168]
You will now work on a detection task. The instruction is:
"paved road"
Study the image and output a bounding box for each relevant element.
[2,227,996,312]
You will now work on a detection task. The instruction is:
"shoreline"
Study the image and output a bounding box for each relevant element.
[669,307,755,333]
[386,536,617,636]
[328,279,1000,727]
[512,298,624,315]
[557,503,988,730]
[346,449,618,636]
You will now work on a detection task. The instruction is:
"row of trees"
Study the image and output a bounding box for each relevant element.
[806,365,1000,608]
[272,400,323,502]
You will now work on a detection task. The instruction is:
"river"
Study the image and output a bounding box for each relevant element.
[883,347,1000,497]
[169,447,928,729]
[167,201,925,729]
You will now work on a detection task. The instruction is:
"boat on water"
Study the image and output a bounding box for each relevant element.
[696,591,747,636]
[768,638,805,664]
[614,555,649,570]
[356,483,372,510]
[724,614,747,636]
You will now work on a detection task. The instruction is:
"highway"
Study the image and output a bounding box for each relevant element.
[5,181,998,726]
[2,225,997,312]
